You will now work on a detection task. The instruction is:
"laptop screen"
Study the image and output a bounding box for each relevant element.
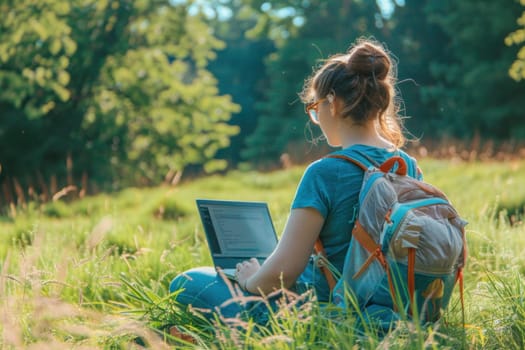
[196,199,278,265]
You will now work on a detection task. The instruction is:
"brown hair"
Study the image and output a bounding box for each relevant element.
[301,38,405,148]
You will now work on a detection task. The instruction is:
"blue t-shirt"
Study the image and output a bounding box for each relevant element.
[292,144,419,301]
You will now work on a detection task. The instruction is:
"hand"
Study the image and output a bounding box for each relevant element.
[235,258,260,292]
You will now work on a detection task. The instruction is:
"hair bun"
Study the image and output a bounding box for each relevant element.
[300,38,404,148]
[346,42,390,81]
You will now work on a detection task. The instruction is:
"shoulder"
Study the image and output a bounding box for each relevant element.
[303,154,363,178]
[326,145,422,177]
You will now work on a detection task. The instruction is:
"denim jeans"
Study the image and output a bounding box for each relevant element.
[169,266,315,324]
[169,266,401,334]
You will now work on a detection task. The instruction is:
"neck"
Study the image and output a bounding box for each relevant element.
[339,121,394,150]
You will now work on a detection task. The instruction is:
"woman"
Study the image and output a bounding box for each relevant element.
[169,38,418,324]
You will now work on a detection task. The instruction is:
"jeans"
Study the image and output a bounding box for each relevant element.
[169,266,400,333]
[169,266,315,324]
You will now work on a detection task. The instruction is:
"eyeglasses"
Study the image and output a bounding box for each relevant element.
[305,98,326,124]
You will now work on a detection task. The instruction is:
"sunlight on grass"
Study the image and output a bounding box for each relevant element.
[1,159,525,348]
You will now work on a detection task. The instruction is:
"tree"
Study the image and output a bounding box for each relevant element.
[0,0,76,180]
[423,0,525,139]
[0,0,239,193]
[380,1,451,140]
[203,0,275,165]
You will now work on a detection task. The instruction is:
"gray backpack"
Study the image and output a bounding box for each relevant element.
[315,152,467,324]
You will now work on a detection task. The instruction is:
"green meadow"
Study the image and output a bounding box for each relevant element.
[1,158,525,349]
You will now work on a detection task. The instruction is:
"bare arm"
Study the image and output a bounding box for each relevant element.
[236,207,325,295]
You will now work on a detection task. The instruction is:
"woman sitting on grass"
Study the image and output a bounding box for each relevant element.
[170,37,418,328]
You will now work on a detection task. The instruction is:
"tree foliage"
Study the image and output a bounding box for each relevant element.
[506,0,525,81]
[240,0,525,163]
[204,0,275,164]
[423,0,525,139]
[0,0,239,189]
[378,1,450,139]
[1,0,524,195]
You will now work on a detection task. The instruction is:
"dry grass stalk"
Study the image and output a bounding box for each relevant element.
[52,185,77,201]
[86,216,113,250]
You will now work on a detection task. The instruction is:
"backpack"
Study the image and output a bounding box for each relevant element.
[314,151,467,327]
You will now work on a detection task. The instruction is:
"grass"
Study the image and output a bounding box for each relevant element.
[1,159,525,348]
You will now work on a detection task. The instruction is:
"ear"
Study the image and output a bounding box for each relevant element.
[327,93,337,116]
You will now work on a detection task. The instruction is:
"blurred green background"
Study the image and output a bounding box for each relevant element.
[1,0,524,202]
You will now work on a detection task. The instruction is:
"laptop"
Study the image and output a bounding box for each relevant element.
[196,199,279,279]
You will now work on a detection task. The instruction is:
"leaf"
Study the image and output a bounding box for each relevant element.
[35,67,46,85]
[62,36,77,55]
[49,38,62,55]
[51,82,71,101]
[57,70,70,85]
[203,159,228,173]
[29,18,49,40]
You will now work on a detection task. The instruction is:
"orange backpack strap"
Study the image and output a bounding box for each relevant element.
[379,156,408,175]
[314,239,337,290]
[352,221,399,312]
[313,153,368,291]
[351,221,385,273]
[325,154,368,171]
[407,247,416,315]
[457,267,465,321]
[457,226,467,327]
